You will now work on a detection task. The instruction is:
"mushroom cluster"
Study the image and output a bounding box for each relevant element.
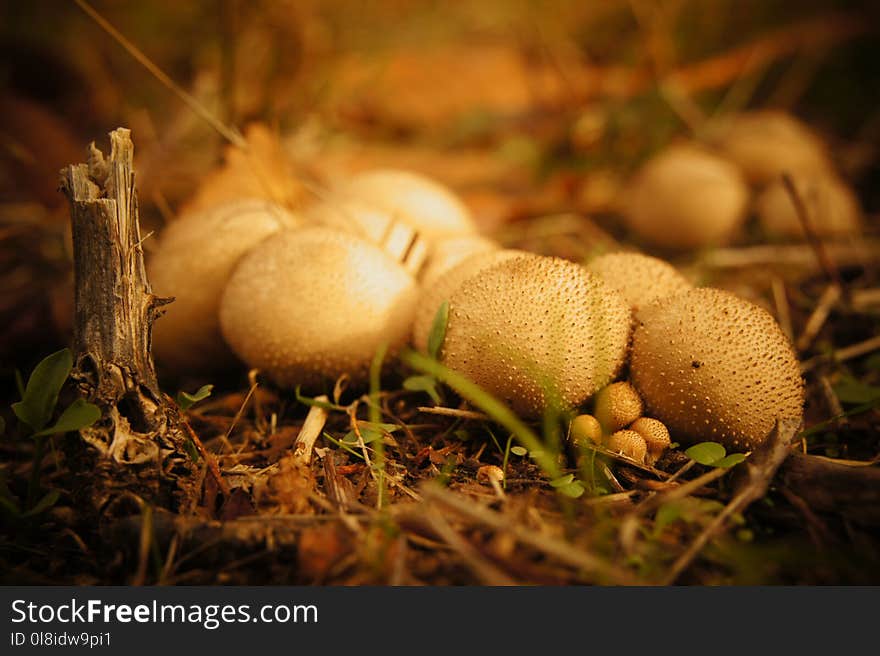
[619,111,863,248]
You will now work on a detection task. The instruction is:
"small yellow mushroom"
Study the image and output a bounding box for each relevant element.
[569,414,603,447]
[629,417,671,464]
[594,382,644,434]
[606,430,648,463]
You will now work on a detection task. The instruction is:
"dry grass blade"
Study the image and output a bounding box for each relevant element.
[800,334,880,373]
[420,483,640,585]
[293,395,329,464]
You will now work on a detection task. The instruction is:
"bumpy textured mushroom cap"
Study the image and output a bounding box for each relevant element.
[708,111,833,186]
[335,168,477,242]
[148,199,301,372]
[412,249,524,353]
[586,252,692,313]
[631,288,804,450]
[629,417,671,464]
[594,382,644,433]
[569,414,603,447]
[419,235,499,289]
[606,430,648,463]
[304,195,397,245]
[621,144,750,249]
[219,227,419,390]
[441,255,632,418]
[756,173,862,239]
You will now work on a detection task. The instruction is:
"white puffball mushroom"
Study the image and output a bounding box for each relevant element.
[412,248,524,353]
[606,430,648,463]
[586,252,692,313]
[631,288,804,451]
[419,235,499,289]
[621,144,750,250]
[629,417,671,464]
[594,381,644,433]
[755,173,862,239]
[708,110,833,186]
[305,195,397,245]
[148,198,302,373]
[219,227,419,390]
[334,168,477,243]
[441,255,632,418]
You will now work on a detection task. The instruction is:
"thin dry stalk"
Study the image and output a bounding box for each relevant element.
[417,406,490,421]
[796,284,842,352]
[771,277,794,341]
[800,334,880,373]
[292,396,330,464]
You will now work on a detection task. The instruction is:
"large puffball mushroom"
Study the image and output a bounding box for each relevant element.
[441,255,632,418]
[708,110,833,186]
[412,248,524,353]
[755,173,862,239]
[149,199,302,373]
[219,227,419,390]
[334,168,477,243]
[621,144,750,250]
[593,381,643,433]
[631,288,804,451]
[586,252,692,313]
[304,195,396,245]
[419,235,499,289]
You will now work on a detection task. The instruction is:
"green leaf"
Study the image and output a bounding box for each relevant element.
[832,376,880,406]
[32,398,101,437]
[712,453,748,468]
[341,427,384,445]
[550,473,575,488]
[22,489,60,517]
[510,446,528,456]
[176,384,214,410]
[685,442,727,466]
[182,438,200,463]
[654,502,682,533]
[403,375,441,404]
[557,481,585,498]
[427,301,449,359]
[295,386,347,411]
[11,348,73,432]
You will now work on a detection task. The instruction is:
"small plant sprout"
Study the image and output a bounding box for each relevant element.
[176,384,214,411]
[5,348,100,517]
[594,382,643,434]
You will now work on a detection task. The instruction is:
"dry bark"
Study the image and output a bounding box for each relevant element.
[59,128,197,517]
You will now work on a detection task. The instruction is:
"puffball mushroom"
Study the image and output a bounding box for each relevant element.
[334,168,477,243]
[594,382,643,433]
[218,226,419,390]
[621,144,750,250]
[149,198,302,372]
[586,252,692,313]
[630,288,804,451]
[441,255,632,418]
[419,235,499,289]
[606,430,648,463]
[629,417,671,464]
[569,413,603,447]
[755,173,862,239]
[412,248,525,353]
[708,110,833,186]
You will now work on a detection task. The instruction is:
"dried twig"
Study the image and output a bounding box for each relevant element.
[292,396,329,465]
[796,284,842,352]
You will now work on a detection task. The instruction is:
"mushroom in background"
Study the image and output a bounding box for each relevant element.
[620,143,750,250]
[148,198,302,373]
[585,251,693,314]
[219,226,420,390]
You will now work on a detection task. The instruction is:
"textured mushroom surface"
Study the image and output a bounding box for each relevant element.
[148,198,301,372]
[629,417,671,463]
[756,173,862,239]
[594,381,644,433]
[606,430,648,463]
[335,168,477,242]
[441,255,632,418]
[631,288,804,450]
[586,252,692,313]
[709,110,832,186]
[305,195,397,245]
[569,413,603,447]
[219,227,419,390]
[621,144,749,249]
[413,248,524,353]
